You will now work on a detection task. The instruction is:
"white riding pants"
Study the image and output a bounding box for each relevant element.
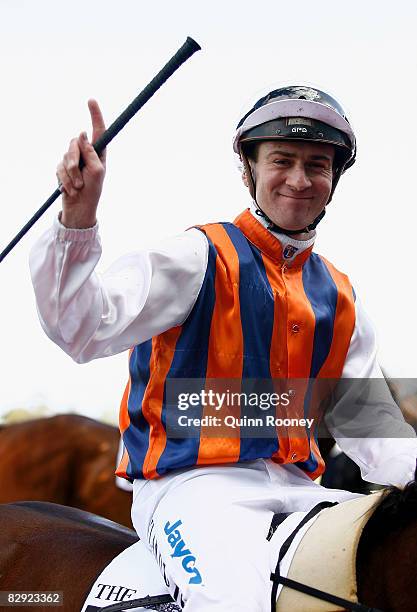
[131,460,360,612]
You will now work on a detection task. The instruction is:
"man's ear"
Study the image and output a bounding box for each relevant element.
[241,157,255,189]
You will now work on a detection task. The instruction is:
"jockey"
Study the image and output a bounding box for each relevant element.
[30,86,417,611]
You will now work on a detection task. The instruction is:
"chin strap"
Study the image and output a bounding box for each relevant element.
[254,206,326,236]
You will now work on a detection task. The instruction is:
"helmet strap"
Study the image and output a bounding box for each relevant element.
[254,206,326,236]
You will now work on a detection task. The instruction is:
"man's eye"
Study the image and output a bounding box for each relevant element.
[273,159,289,165]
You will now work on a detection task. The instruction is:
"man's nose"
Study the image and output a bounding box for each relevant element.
[285,166,312,191]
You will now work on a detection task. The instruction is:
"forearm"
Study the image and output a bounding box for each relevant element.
[29,219,208,363]
[334,437,417,488]
[328,376,417,487]
[326,297,417,488]
[29,217,127,362]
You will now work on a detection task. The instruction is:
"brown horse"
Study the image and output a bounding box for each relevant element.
[0,414,132,528]
[0,502,138,611]
[1,479,417,612]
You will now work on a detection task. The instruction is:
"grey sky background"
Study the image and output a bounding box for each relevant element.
[1,0,416,420]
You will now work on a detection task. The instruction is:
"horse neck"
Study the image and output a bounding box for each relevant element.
[357,485,417,612]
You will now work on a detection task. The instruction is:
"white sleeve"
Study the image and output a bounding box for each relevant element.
[325,296,417,488]
[29,217,208,363]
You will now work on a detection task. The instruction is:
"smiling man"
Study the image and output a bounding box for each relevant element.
[243,140,334,234]
[29,85,417,611]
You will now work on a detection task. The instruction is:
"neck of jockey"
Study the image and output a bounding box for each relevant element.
[248,201,316,263]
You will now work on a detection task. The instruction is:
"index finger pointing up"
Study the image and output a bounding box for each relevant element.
[88,98,106,145]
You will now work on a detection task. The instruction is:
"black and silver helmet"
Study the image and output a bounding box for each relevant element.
[234,86,356,234]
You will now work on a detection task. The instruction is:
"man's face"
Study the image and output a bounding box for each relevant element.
[246,140,335,234]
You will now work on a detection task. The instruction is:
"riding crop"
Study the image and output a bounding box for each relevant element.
[0,36,201,263]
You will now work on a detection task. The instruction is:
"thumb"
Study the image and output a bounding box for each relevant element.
[78,130,104,170]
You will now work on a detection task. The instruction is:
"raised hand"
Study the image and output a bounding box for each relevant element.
[57,99,106,229]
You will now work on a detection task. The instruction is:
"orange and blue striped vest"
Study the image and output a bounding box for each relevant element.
[116,209,356,481]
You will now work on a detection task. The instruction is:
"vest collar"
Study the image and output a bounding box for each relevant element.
[233,208,315,267]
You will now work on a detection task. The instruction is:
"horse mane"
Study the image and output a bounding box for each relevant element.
[364,468,417,540]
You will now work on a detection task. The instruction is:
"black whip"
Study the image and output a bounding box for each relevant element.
[0,36,201,263]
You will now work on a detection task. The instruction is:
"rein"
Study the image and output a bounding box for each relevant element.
[270,501,384,612]
[97,594,175,610]
[273,575,382,612]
